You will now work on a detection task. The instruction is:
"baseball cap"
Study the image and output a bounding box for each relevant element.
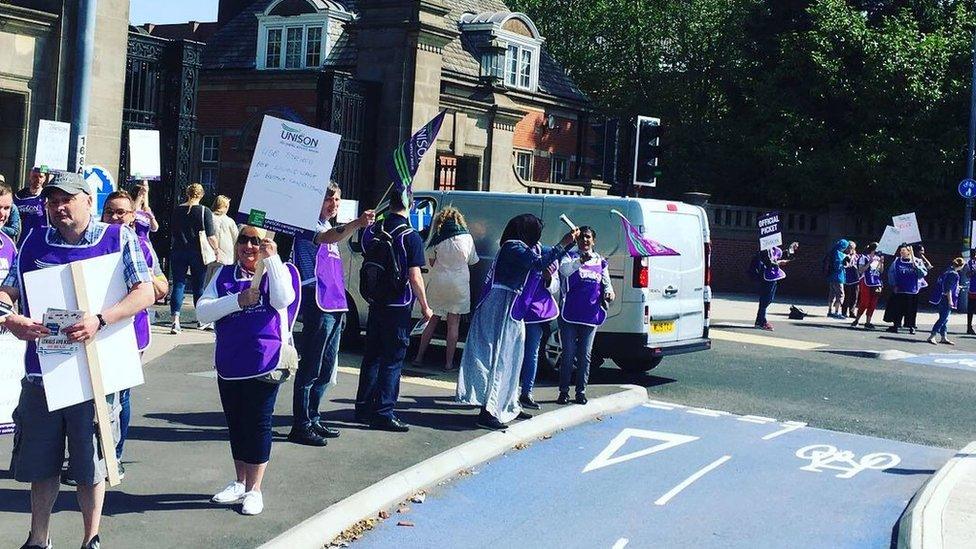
[41,171,90,198]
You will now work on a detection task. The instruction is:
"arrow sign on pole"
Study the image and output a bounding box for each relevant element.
[960,178,976,199]
[582,428,699,473]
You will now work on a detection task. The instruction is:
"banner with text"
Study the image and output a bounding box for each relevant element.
[757,211,783,251]
[34,120,71,172]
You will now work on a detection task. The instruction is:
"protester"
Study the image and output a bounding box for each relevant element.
[355,191,432,432]
[754,241,798,330]
[0,182,16,277]
[965,249,976,335]
[826,239,849,319]
[885,243,928,334]
[0,173,20,241]
[840,241,859,318]
[289,183,374,446]
[926,258,964,345]
[212,194,240,266]
[910,244,934,333]
[169,183,218,333]
[517,251,559,410]
[0,171,154,549]
[456,214,576,430]
[414,206,479,371]
[851,242,883,329]
[556,226,614,405]
[131,182,159,240]
[14,167,49,239]
[196,225,300,516]
[101,191,169,470]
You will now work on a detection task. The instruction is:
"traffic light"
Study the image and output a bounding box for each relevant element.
[633,116,662,187]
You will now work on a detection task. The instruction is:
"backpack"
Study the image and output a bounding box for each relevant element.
[359,223,412,305]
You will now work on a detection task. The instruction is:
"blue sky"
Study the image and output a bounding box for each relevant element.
[129,0,218,25]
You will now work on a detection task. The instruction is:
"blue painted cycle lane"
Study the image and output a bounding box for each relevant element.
[357,401,953,549]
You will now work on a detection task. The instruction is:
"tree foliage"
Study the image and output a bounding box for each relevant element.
[508,0,976,218]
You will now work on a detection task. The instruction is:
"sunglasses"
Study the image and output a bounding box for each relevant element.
[104,208,133,216]
[236,234,264,246]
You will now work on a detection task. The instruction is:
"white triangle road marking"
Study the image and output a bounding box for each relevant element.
[582,428,699,474]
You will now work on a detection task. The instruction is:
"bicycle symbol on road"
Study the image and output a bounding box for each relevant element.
[934,357,976,369]
[795,444,901,479]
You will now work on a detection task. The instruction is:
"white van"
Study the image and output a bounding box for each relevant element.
[341,191,711,373]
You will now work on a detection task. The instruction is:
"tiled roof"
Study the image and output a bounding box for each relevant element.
[202,0,274,70]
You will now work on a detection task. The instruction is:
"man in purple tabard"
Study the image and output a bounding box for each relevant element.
[14,167,49,241]
[288,182,375,446]
[0,171,155,549]
[101,190,169,471]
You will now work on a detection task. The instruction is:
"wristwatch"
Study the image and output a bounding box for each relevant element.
[95,314,107,331]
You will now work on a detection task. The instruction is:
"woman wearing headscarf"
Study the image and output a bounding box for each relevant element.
[826,239,849,319]
[927,258,964,345]
[885,243,928,334]
[414,207,479,370]
[456,214,576,430]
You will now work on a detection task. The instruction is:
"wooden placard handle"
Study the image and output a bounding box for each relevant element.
[70,262,121,487]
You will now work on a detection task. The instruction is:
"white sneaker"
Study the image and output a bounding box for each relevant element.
[241,490,264,515]
[170,320,182,334]
[211,481,245,504]
[199,322,214,331]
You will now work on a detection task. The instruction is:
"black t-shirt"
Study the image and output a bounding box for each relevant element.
[385,213,425,269]
[171,204,215,253]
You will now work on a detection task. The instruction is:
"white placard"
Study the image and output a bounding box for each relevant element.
[128,129,161,180]
[0,331,26,435]
[236,116,341,236]
[337,199,359,225]
[892,213,922,244]
[877,226,903,255]
[34,120,71,172]
[759,233,783,252]
[24,252,143,411]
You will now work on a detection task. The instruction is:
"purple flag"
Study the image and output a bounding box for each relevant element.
[389,111,446,202]
[611,209,680,257]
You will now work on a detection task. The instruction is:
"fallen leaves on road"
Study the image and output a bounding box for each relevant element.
[514,442,530,450]
[329,517,379,547]
[542,434,553,440]
[378,510,390,520]
[397,521,416,527]
[410,491,427,503]
[398,505,411,514]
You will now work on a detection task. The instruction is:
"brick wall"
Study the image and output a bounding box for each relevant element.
[512,110,597,182]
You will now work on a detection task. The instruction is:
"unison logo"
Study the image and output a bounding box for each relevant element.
[280,123,319,149]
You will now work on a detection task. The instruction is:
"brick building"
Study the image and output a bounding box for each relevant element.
[194,0,608,209]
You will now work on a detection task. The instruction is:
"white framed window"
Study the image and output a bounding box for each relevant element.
[501,34,541,91]
[550,156,568,183]
[201,167,218,194]
[257,14,331,70]
[514,150,533,180]
[201,136,220,163]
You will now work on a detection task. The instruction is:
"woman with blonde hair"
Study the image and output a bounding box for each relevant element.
[415,207,479,370]
[131,181,159,240]
[212,195,240,266]
[169,183,219,332]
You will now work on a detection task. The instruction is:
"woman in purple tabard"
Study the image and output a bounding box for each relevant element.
[965,249,976,335]
[556,226,614,405]
[926,258,964,345]
[754,242,798,330]
[840,241,859,318]
[852,242,883,329]
[196,225,300,516]
[131,182,158,241]
[515,247,559,411]
[885,243,928,334]
[13,167,48,241]
[0,183,17,280]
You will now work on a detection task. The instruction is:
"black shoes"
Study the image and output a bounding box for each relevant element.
[556,392,570,405]
[575,393,588,405]
[287,426,328,447]
[864,322,876,330]
[476,412,506,431]
[967,328,976,335]
[886,326,899,333]
[519,394,541,410]
[82,535,100,549]
[371,416,410,432]
[20,534,52,549]
[311,421,341,439]
[517,411,533,420]
[908,327,916,335]
[354,410,373,424]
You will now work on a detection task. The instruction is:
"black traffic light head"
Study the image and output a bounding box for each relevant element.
[633,116,662,187]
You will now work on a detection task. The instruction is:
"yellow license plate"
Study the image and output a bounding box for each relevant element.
[651,321,675,334]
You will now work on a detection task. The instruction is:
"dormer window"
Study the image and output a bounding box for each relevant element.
[505,42,535,90]
[256,0,353,70]
[459,11,544,92]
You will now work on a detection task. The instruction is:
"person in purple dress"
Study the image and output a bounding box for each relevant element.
[885,243,928,334]
[926,258,964,345]
[196,225,300,516]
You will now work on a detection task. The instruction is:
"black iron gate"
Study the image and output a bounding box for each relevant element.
[316,70,378,203]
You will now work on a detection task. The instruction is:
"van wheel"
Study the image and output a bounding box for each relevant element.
[341,296,363,350]
[538,324,561,381]
[613,356,663,373]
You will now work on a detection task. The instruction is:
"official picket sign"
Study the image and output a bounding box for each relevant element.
[128,129,162,180]
[757,211,782,251]
[892,212,922,244]
[235,115,341,237]
[33,119,71,172]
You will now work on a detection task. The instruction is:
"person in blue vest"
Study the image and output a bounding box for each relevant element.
[14,167,49,241]
[885,243,928,334]
[355,191,432,432]
[0,171,154,549]
[926,258,964,345]
[196,225,300,516]
[288,182,374,446]
[556,226,614,404]
[754,241,798,330]
[840,241,859,318]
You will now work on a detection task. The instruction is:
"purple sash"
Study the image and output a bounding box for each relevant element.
[133,235,156,351]
[14,193,46,242]
[213,262,300,379]
[892,258,921,294]
[561,256,608,326]
[18,224,123,375]
[763,247,786,282]
[134,211,154,240]
[862,254,882,287]
[315,241,348,312]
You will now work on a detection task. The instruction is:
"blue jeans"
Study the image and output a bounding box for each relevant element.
[293,287,345,429]
[355,305,411,420]
[931,298,953,338]
[558,319,597,395]
[115,388,130,460]
[756,279,778,325]
[217,377,279,464]
[170,248,206,316]
[520,322,546,397]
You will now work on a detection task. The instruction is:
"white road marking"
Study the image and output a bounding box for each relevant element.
[582,428,699,473]
[762,421,807,440]
[686,407,731,418]
[611,538,629,549]
[654,455,732,506]
[643,402,678,410]
[795,444,901,479]
[737,415,777,424]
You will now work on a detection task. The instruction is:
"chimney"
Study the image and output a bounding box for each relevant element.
[218,0,253,26]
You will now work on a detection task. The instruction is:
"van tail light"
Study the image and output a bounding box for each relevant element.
[633,257,649,288]
[704,242,712,287]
